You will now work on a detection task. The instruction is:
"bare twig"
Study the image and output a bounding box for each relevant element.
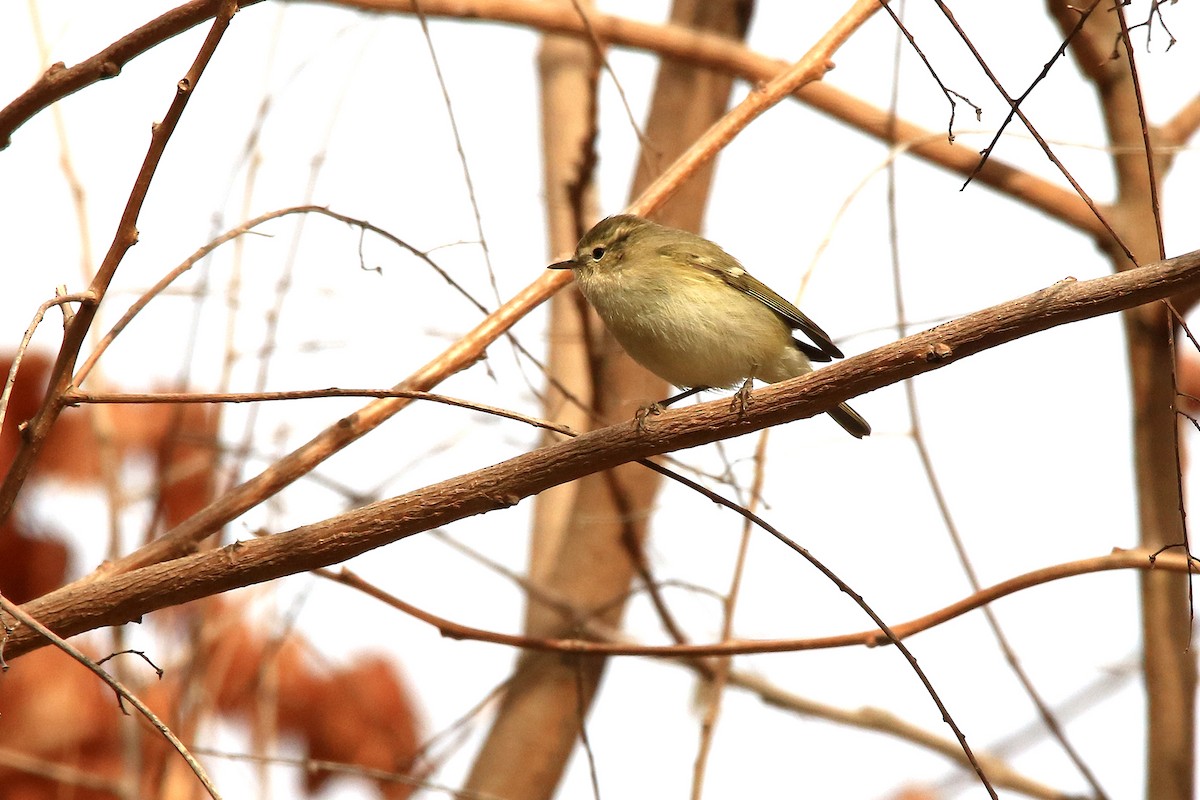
[0,0,242,148]
[74,204,486,386]
[327,564,1075,799]
[0,0,240,519]
[566,0,656,167]
[63,388,573,436]
[935,1,1134,262]
[0,291,94,436]
[317,548,1195,657]
[410,0,501,304]
[0,594,222,799]
[1115,3,1166,263]
[877,0,982,142]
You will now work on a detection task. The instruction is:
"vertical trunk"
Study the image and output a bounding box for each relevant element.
[462,3,754,798]
[527,10,601,589]
[1126,305,1194,800]
[1048,4,1195,798]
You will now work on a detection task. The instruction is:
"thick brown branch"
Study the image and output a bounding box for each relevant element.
[0,0,243,149]
[4,249,1199,660]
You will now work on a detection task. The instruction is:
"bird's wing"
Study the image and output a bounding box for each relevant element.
[684,248,845,361]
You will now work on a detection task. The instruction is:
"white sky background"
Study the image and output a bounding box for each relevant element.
[2,1,1200,798]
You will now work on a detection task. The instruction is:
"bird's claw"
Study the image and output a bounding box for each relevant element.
[731,379,753,415]
[635,402,664,432]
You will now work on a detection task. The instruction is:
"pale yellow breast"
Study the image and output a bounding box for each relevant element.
[574,264,806,389]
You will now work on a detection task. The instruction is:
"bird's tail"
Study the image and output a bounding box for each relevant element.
[828,402,871,439]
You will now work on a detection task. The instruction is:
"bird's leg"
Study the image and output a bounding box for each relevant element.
[635,386,706,432]
[732,378,754,414]
[659,386,705,408]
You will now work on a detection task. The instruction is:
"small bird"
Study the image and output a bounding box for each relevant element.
[548,214,870,438]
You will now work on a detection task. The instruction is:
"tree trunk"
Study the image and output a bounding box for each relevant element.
[1049,4,1195,798]
[462,2,754,798]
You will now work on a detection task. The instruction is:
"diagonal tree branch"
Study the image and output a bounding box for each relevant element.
[3,248,1199,661]
[0,0,237,149]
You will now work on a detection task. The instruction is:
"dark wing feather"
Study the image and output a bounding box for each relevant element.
[794,339,833,363]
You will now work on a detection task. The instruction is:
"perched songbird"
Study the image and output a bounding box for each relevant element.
[548,214,870,438]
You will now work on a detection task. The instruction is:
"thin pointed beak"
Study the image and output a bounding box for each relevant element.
[547,259,576,270]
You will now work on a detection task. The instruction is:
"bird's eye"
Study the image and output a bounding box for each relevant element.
[590,246,606,261]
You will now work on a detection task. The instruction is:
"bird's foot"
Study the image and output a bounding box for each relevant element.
[635,402,664,432]
[731,379,754,415]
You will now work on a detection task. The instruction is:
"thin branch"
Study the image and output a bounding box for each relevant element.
[935,0,1134,263]
[609,469,691,645]
[26,0,97,284]
[0,0,240,520]
[0,0,241,148]
[74,204,487,386]
[1124,0,1177,52]
[313,548,1193,656]
[0,290,95,436]
[404,673,513,776]
[63,388,574,436]
[734,669,1071,800]
[573,652,603,800]
[0,595,222,799]
[566,0,656,168]
[410,0,501,305]
[1165,310,1195,628]
[690,430,767,800]
[876,0,981,142]
[326,565,1070,800]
